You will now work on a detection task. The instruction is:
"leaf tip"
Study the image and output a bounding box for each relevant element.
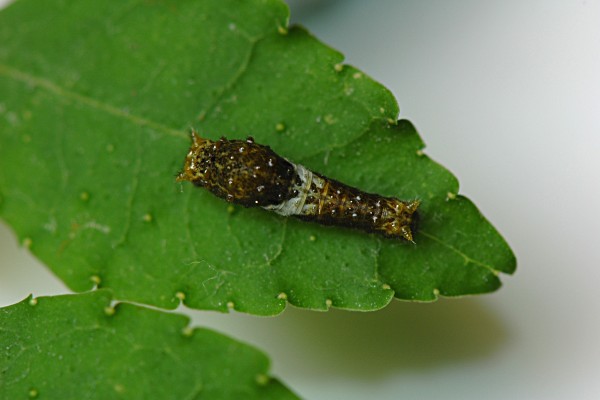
[446,192,457,201]
[104,306,116,316]
[90,275,102,287]
[181,326,194,338]
[255,373,270,386]
[276,292,288,301]
[277,25,288,35]
[22,237,32,249]
[175,291,186,302]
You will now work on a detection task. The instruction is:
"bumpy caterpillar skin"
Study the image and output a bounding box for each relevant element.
[177,131,420,241]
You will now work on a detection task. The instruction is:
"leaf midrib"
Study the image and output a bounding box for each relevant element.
[0,63,186,139]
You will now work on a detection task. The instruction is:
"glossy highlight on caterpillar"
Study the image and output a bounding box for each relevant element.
[177,131,420,241]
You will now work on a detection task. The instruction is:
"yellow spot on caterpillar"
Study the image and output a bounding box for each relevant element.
[382,283,391,290]
[175,291,186,301]
[28,388,38,398]
[352,72,362,79]
[90,275,101,285]
[446,192,457,200]
[277,25,288,35]
[275,122,286,132]
[182,326,194,337]
[277,292,287,300]
[226,301,235,309]
[104,306,115,316]
[23,237,32,248]
[334,63,343,72]
[29,297,38,306]
[142,213,152,222]
[80,191,90,201]
[325,299,333,307]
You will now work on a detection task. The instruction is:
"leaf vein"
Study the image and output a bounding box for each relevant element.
[112,135,143,248]
[195,33,267,123]
[0,63,186,140]
[420,230,500,275]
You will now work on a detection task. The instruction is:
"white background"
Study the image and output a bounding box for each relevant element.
[2,1,600,399]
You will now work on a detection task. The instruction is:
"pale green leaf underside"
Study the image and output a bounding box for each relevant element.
[0,290,298,399]
[0,0,515,315]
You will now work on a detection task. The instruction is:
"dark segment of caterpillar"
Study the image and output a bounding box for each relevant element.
[177,131,420,242]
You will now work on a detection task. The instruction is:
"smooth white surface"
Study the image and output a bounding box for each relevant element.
[2,1,600,399]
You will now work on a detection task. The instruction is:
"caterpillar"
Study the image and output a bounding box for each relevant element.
[177,131,420,241]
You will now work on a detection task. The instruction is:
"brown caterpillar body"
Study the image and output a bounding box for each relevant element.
[177,131,420,241]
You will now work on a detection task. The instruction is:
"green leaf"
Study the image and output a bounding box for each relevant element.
[0,0,515,315]
[0,290,298,400]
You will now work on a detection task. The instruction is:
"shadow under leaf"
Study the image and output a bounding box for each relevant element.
[189,297,509,380]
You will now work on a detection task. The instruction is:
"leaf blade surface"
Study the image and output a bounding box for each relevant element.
[0,290,298,399]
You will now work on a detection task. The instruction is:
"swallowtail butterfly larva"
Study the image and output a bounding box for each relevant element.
[177,131,420,241]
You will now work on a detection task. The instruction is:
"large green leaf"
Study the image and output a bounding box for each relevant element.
[0,0,515,315]
[0,290,297,399]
